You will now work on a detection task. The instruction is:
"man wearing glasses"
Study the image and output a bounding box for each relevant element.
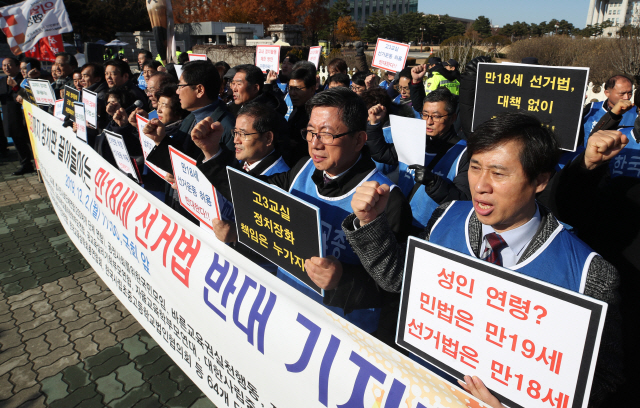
[189,88,412,338]
[366,88,468,231]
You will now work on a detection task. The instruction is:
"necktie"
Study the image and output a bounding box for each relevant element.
[482,232,508,266]
[243,162,250,172]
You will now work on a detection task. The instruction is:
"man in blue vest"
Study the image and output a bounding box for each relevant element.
[366,88,468,231]
[188,88,413,337]
[583,74,636,144]
[343,111,623,407]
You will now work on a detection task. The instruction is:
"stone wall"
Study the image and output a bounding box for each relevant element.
[192,45,257,66]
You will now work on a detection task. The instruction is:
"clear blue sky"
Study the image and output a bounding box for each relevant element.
[419,0,589,28]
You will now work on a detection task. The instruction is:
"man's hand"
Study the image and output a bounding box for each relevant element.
[611,99,634,116]
[165,173,176,190]
[191,117,224,160]
[584,130,628,170]
[72,122,78,133]
[458,376,504,408]
[365,74,380,89]
[411,64,428,83]
[266,70,278,84]
[27,68,40,79]
[112,108,128,127]
[305,256,343,290]
[351,181,391,227]
[15,95,23,104]
[408,164,436,185]
[211,219,237,243]
[6,77,17,88]
[143,118,166,145]
[368,104,387,125]
[129,108,147,128]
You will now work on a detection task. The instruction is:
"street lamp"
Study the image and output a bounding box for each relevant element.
[420,27,425,52]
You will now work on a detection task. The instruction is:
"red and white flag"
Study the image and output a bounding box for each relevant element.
[0,0,73,56]
[25,34,64,62]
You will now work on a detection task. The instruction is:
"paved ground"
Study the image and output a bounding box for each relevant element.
[0,147,216,407]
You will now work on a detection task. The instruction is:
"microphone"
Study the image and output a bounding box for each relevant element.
[125,100,144,114]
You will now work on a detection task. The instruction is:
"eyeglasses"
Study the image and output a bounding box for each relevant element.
[301,129,352,145]
[145,87,159,95]
[350,85,365,92]
[289,86,307,92]
[233,129,262,141]
[395,85,410,92]
[177,83,197,88]
[421,113,450,122]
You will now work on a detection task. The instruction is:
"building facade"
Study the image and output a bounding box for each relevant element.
[330,0,419,26]
[586,0,640,28]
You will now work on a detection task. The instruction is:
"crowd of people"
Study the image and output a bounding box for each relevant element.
[1,45,638,406]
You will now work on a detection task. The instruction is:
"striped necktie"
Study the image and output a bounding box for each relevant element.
[481,232,508,266]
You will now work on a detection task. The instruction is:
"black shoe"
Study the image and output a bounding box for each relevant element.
[12,166,35,176]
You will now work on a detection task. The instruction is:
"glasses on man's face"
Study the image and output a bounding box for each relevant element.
[177,83,197,89]
[350,85,365,92]
[421,113,449,123]
[289,86,307,92]
[396,85,410,92]
[233,129,262,141]
[301,129,352,145]
[145,87,158,95]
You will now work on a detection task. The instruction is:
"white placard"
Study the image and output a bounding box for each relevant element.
[136,114,168,179]
[174,64,184,80]
[371,39,410,73]
[398,237,607,408]
[104,130,139,182]
[168,145,220,228]
[28,79,56,105]
[308,46,322,68]
[53,99,65,121]
[188,53,207,61]
[255,45,280,73]
[74,102,87,143]
[82,88,98,129]
[389,114,426,166]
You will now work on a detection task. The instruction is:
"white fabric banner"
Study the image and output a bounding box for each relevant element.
[23,102,485,408]
[0,0,73,55]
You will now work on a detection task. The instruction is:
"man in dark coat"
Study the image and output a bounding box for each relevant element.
[0,58,33,174]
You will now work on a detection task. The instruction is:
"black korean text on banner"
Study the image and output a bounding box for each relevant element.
[227,168,324,295]
[104,130,140,183]
[472,63,589,151]
[397,237,607,408]
[63,85,80,120]
[168,145,221,229]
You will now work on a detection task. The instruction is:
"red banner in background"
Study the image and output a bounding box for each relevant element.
[25,34,63,62]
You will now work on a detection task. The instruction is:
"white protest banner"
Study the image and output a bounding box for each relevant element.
[82,88,98,129]
[188,53,208,61]
[135,114,167,179]
[53,99,64,121]
[398,237,607,408]
[104,130,140,183]
[0,0,73,55]
[389,114,427,166]
[74,102,87,143]
[371,39,410,73]
[255,45,280,73]
[28,79,56,105]
[308,46,322,68]
[23,101,486,408]
[168,145,221,229]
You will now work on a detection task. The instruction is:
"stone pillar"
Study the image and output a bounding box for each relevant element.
[587,0,596,26]
[598,0,606,24]
[222,26,254,46]
[622,0,630,25]
[267,24,304,46]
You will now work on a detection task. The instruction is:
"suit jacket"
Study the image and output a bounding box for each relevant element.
[0,73,27,139]
[342,203,623,407]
